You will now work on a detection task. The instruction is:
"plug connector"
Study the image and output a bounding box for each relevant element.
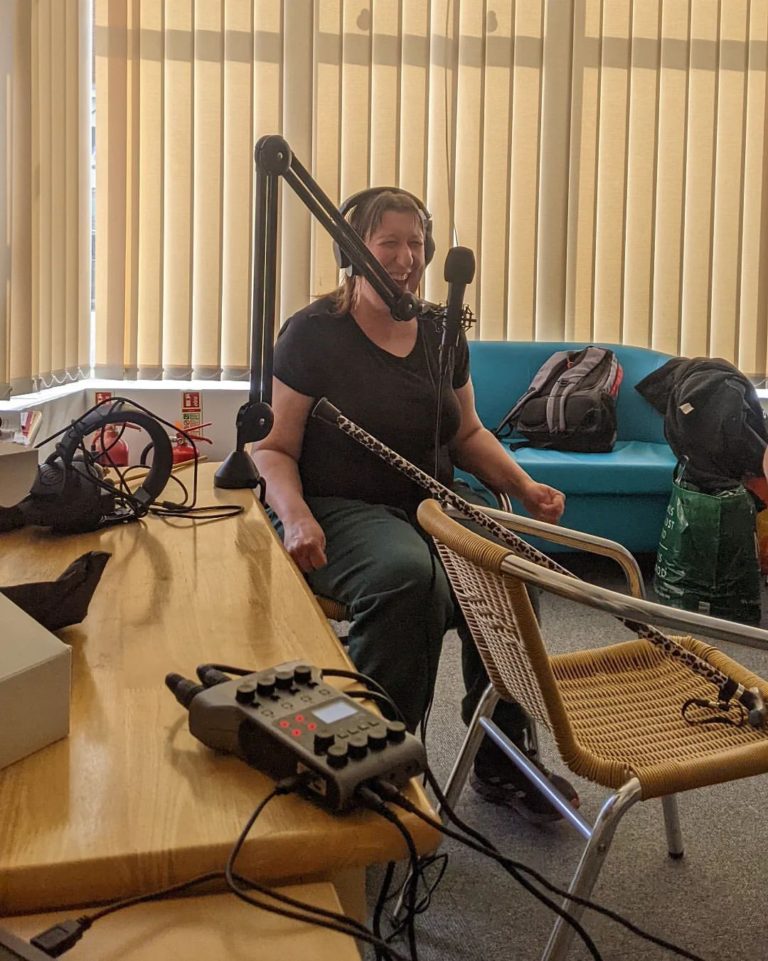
[31,919,91,957]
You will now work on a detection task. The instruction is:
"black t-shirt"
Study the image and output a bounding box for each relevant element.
[274,296,470,512]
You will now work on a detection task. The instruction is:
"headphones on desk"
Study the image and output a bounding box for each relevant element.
[24,401,174,534]
[333,187,435,274]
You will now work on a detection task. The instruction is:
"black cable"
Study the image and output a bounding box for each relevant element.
[381,776,710,961]
[345,688,401,718]
[374,780,603,959]
[383,853,449,941]
[150,504,244,521]
[357,787,421,961]
[372,861,397,961]
[77,439,144,508]
[29,872,226,956]
[155,470,191,506]
[73,399,243,523]
[320,668,406,724]
[200,662,253,675]
[223,778,415,961]
[31,778,413,960]
[421,767,709,961]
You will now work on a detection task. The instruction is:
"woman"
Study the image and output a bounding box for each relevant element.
[252,189,577,822]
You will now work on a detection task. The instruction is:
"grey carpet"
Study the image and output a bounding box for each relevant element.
[359,553,768,961]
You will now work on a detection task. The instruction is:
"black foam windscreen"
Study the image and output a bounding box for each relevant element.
[333,186,435,273]
[443,246,476,346]
[444,246,476,285]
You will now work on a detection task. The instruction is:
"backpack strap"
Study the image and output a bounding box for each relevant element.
[545,346,611,434]
[493,350,571,437]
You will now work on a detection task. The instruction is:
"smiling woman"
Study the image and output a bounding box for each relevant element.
[250,187,577,824]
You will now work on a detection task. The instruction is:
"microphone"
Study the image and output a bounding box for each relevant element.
[443,247,476,346]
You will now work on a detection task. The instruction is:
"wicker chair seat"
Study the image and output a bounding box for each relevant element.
[550,634,768,798]
[315,594,349,623]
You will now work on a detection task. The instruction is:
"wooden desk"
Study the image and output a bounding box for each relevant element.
[0,464,439,916]
[2,884,361,960]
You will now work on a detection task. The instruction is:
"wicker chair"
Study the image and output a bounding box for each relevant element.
[416,497,768,961]
[314,594,349,623]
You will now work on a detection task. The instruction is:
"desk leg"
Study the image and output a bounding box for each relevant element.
[329,867,366,923]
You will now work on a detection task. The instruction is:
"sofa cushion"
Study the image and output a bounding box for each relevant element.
[506,440,677,495]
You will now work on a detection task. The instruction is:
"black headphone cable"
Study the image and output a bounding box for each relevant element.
[373,774,710,961]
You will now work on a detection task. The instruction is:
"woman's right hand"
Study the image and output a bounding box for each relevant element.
[283,516,328,573]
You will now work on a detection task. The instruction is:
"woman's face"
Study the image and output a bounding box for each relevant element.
[358,209,426,310]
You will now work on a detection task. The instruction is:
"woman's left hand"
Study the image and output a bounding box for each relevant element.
[520,482,565,524]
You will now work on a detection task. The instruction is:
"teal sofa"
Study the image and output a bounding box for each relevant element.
[462,341,678,554]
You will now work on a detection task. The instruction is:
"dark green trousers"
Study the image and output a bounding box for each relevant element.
[271,490,530,765]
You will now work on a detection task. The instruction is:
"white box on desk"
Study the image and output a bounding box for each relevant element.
[0,440,38,507]
[0,594,70,770]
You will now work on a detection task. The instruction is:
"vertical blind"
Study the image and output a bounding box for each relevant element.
[2,0,90,398]
[38,0,768,385]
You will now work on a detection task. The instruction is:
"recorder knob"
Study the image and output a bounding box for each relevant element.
[368,728,388,751]
[313,729,335,755]
[386,721,406,744]
[293,664,313,685]
[256,674,276,697]
[326,743,349,769]
[235,682,257,704]
[348,734,369,760]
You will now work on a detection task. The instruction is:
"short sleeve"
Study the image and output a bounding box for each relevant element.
[273,308,327,398]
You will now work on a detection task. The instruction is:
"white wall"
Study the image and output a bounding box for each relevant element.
[1,383,249,466]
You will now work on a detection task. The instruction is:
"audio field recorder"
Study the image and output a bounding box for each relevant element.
[166,661,426,811]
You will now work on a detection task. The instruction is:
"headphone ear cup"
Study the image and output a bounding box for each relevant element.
[332,236,348,272]
[31,460,67,497]
[423,219,435,266]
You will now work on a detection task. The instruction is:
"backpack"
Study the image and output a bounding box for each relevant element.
[494,346,623,452]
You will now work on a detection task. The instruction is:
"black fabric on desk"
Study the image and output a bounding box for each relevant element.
[0,551,111,632]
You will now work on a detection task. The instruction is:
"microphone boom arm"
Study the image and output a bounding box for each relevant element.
[215,135,424,493]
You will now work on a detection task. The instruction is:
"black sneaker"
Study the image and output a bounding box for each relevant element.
[470,762,580,825]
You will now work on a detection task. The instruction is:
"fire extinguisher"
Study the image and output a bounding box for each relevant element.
[172,422,213,464]
[90,423,135,467]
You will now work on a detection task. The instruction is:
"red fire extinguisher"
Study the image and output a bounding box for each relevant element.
[172,422,213,464]
[90,423,137,467]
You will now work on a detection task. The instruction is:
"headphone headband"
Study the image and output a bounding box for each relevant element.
[49,404,173,505]
[333,186,435,272]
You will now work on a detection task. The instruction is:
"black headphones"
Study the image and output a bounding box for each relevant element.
[332,187,435,274]
[27,402,174,533]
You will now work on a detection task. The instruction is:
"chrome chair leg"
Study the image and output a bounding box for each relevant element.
[480,720,593,837]
[541,778,643,961]
[438,683,500,815]
[661,794,684,858]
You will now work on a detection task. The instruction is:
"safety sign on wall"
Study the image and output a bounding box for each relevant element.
[181,391,203,434]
